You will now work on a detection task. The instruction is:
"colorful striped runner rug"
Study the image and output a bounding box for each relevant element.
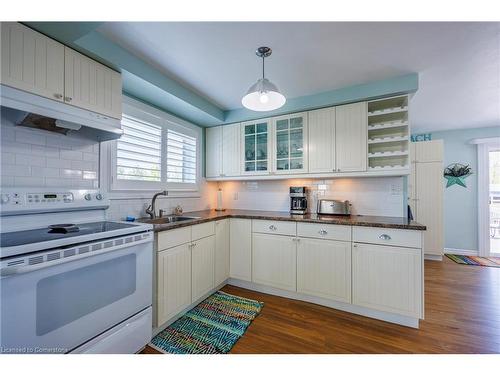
[150,291,263,354]
[446,254,500,268]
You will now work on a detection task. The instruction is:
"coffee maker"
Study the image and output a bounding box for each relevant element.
[289,186,307,214]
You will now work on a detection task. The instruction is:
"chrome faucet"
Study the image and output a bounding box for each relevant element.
[146,190,168,219]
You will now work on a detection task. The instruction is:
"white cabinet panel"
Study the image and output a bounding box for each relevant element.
[308,107,335,173]
[229,218,252,281]
[297,238,351,303]
[252,219,296,236]
[252,233,296,291]
[415,140,444,163]
[335,102,367,172]
[157,227,191,251]
[157,244,192,327]
[352,226,421,248]
[1,22,64,101]
[352,243,422,318]
[215,219,230,286]
[64,47,122,119]
[297,222,351,242]
[191,235,215,302]
[206,126,222,178]
[222,123,241,176]
[191,221,215,241]
[416,162,443,256]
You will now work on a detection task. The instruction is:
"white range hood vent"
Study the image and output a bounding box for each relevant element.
[0,84,123,141]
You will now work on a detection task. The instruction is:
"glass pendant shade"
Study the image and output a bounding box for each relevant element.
[242,78,286,111]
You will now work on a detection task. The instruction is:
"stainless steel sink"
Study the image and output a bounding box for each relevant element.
[143,216,201,225]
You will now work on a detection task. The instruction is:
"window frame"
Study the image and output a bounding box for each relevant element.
[103,96,202,196]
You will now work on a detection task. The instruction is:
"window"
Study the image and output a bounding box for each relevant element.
[109,97,201,192]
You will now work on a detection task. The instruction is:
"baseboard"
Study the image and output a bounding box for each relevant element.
[227,278,421,329]
[444,248,478,256]
[424,254,443,261]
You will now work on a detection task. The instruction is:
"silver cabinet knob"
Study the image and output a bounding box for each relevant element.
[64,96,72,102]
[95,193,103,201]
[84,193,92,201]
[319,229,328,235]
[379,234,392,240]
[269,225,277,231]
[54,93,63,99]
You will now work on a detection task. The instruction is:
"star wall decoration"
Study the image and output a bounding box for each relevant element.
[443,163,473,189]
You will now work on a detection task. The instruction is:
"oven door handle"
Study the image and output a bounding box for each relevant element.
[1,236,152,278]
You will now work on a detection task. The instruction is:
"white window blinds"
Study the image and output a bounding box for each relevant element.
[166,129,197,184]
[116,116,162,182]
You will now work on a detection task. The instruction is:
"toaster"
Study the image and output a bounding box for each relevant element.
[317,199,351,215]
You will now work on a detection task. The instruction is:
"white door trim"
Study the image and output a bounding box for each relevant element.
[476,138,500,257]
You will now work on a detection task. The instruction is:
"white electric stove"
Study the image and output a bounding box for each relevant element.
[0,188,154,354]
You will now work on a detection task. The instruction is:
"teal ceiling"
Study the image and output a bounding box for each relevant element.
[25,22,418,127]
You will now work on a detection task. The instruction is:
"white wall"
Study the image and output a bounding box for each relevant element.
[219,176,405,217]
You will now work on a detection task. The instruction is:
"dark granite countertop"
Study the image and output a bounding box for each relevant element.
[138,209,426,232]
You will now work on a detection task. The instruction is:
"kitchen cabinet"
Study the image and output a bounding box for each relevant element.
[157,243,192,327]
[241,119,271,175]
[206,127,222,178]
[335,102,368,172]
[191,235,215,302]
[272,112,308,174]
[352,242,422,318]
[297,237,351,303]
[252,233,297,291]
[64,48,122,119]
[214,219,230,286]
[308,107,336,173]
[206,124,241,178]
[1,22,65,102]
[229,218,252,281]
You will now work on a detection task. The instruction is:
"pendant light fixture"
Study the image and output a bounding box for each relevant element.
[241,46,286,112]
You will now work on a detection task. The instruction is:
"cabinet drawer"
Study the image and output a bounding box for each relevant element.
[352,227,422,248]
[192,221,215,241]
[157,227,191,251]
[297,223,351,241]
[252,220,296,236]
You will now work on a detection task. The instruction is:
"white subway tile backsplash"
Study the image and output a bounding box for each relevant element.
[60,150,83,160]
[1,114,99,189]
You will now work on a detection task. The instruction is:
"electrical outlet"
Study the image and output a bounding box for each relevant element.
[391,184,402,196]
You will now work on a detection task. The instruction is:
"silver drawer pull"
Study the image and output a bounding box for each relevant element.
[269,225,277,231]
[319,229,328,235]
[379,234,392,240]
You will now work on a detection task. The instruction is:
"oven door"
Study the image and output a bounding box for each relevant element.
[0,236,153,354]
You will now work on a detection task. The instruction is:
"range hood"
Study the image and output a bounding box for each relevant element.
[0,85,123,141]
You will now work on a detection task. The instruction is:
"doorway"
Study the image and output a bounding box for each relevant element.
[489,149,500,256]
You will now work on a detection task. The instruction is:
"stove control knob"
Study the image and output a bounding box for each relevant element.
[84,193,92,201]
[95,193,103,201]
[1,194,9,204]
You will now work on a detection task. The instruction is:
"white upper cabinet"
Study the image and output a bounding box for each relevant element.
[206,127,222,178]
[222,123,241,176]
[1,22,65,102]
[241,119,271,175]
[335,102,368,172]
[206,123,241,178]
[308,107,335,173]
[272,112,308,174]
[64,47,122,119]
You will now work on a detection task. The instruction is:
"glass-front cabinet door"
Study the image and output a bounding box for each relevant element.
[241,119,271,175]
[272,113,308,174]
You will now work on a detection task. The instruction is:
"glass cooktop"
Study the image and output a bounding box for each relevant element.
[0,221,138,248]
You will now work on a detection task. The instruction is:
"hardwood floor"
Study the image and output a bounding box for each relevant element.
[143,258,500,354]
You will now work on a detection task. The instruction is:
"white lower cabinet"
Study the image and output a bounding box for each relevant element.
[252,233,297,291]
[229,218,252,281]
[297,237,351,303]
[214,219,230,286]
[352,242,422,318]
[157,244,192,327]
[191,235,215,302]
